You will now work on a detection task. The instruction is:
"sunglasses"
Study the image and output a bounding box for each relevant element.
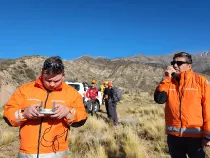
[43,62,64,70]
[170,61,189,66]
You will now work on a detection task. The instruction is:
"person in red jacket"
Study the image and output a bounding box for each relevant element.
[86,80,98,101]
[3,56,87,158]
[154,52,210,158]
[85,80,99,114]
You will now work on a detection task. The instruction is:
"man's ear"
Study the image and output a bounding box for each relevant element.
[62,73,65,81]
[41,68,43,75]
[188,64,192,69]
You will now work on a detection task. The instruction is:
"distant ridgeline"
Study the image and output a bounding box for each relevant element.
[0,53,210,106]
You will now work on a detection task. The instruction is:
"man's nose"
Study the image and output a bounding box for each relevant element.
[173,63,178,67]
[49,82,55,87]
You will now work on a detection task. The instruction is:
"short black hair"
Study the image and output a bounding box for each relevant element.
[173,52,192,64]
[42,56,64,74]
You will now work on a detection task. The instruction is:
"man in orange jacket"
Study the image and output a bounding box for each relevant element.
[3,56,88,158]
[154,52,210,158]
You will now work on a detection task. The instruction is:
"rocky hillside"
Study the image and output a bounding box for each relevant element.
[0,52,210,107]
[0,55,164,106]
[118,52,210,73]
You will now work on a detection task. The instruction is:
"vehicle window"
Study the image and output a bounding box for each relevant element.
[69,84,80,91]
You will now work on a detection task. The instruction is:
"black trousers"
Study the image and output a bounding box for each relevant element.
[105,100,111,118]
[108,100,118,125]
[167,134,205,158]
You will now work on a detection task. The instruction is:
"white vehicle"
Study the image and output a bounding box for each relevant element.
[65,81,103,111]
[65,81,88,99]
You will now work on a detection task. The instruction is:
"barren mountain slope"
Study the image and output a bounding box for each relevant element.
[0,55,164,106]
[1,53,210,107]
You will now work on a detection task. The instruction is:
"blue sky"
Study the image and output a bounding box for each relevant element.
[0,0,209,60]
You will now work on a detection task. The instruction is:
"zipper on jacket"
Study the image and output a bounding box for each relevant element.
[178,73,186,137]
[178,91,182,136]
[37,90,51,158]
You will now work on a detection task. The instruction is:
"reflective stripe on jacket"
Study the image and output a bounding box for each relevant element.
[156,70,210,138]
[18,150,68,158]
[4,77,87,154]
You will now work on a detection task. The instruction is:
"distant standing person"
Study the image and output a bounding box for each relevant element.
[106,81,118,126]
[86,80,99,114]
[154,52,210,158]
[103,81,110,118]
[86,80,98,101]
[100,81,108,105]
[3,56,88,158]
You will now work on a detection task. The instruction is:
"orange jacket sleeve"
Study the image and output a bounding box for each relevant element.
[3,86,27,127]
[154,76,172,104]
[64,92,87,127]
[201,78,210,137]
[156,76,172,93]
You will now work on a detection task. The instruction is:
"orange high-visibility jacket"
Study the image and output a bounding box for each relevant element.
[156,70,210,138]
[4,77,88,156]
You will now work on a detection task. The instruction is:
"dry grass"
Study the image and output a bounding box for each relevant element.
[85,144,107,158]
[69,101,168,158]
[0,92,170,158]
[0,92,192,158]
[0,112,3,119]
[123,126,147,158]
[0,131,15,146]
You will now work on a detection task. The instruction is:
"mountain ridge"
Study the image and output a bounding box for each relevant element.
[0,52,210,106]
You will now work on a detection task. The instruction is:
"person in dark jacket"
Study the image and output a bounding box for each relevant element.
[103,82,110,118]
[104,81,118,126]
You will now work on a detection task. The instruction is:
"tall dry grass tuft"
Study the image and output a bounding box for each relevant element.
[122,126,148,158]
[85,144,107,158]
[0,111,3,119]
[0,107,4,119]
[141,118,165,140]
[69,116,111,157]
[83,115,109,132]
[0,131,15,145]
[124,103,168,157]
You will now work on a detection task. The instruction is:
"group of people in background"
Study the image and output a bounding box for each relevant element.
[85,79,118,126]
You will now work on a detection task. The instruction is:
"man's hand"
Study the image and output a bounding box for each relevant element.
[50,104,69,119]
[165,66,176,78]
[24,104,44,119]
[104,95,108,99]
[202,138,210,147]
